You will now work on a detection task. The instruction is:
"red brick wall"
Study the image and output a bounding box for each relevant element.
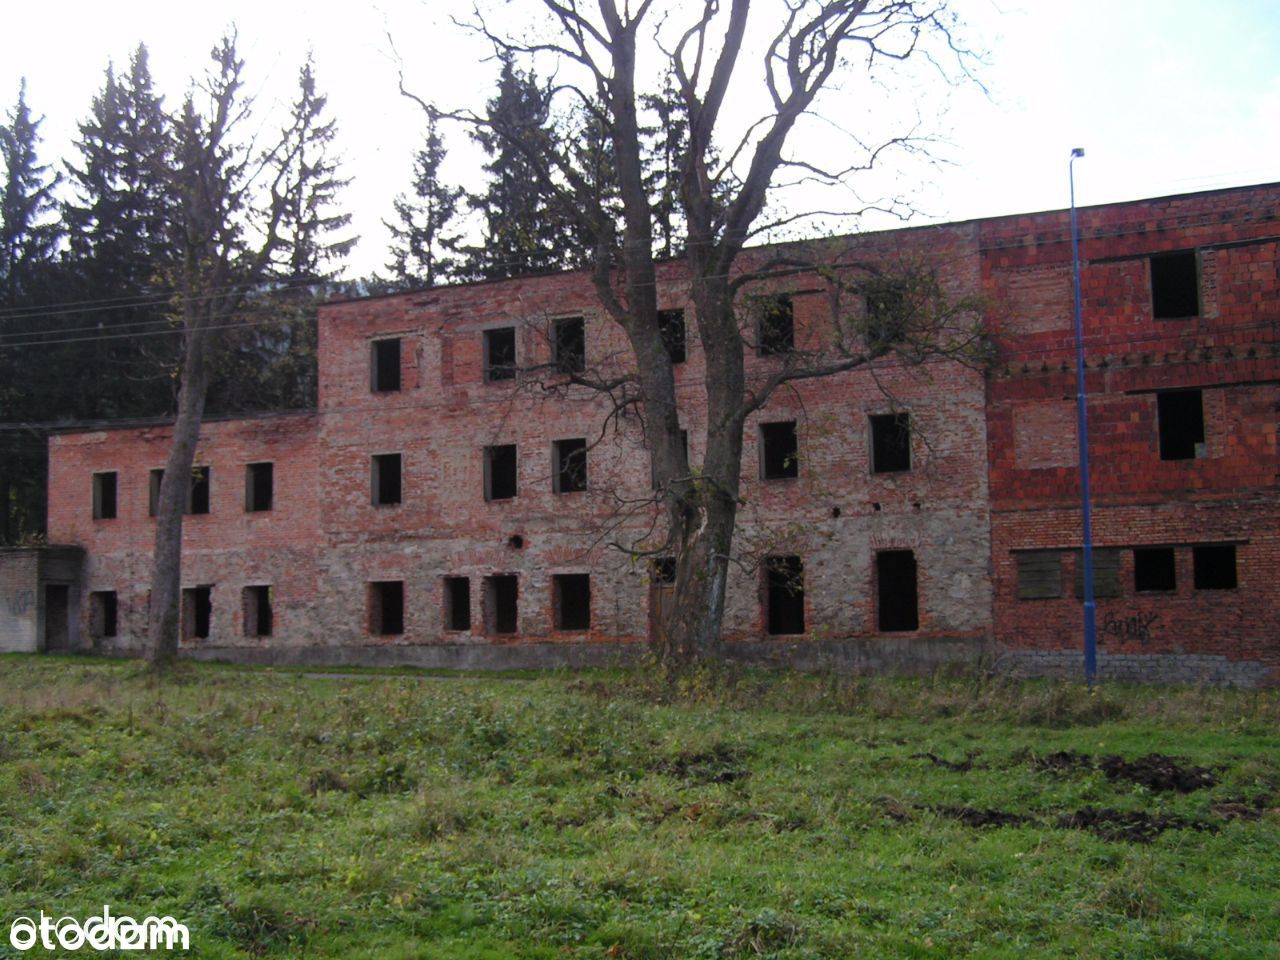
[46,222,993,660]
[985,183,1280,682]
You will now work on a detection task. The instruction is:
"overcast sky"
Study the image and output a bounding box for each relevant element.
[4,0,1278,277]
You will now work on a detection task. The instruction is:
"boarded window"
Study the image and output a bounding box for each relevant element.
[553,317,585,374]
[659,308,686,363]
[1073,548,1122,599]
[484,327,516,382]
[870,413,911,473]
[90,591,118,638]
[757,294,794,355]
[1193,544,1237,590]
[554,574,591,630]
[245,462,273,512]
[765,556,805,635]
[877,550,919,632]
[760,421,798,479]
[1151,250,1199,319]
[553,438,587,493]
[484,575,518,634]
[371,337,402,392]
[1015,552,1062,600]
[182,585,212,640]
[444,577,471,631]
[1157,390,1205,461]
[242,585,273,637]
[372,453,403,505]
[369,581,405,635]
[92,471,117,520]
[484,444,518,501]
[1134,547,1176,592]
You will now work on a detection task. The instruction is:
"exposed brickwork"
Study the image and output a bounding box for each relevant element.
[986,183,1280,684]
[40,182,1280,683]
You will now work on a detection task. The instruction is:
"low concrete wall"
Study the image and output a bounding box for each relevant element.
[170,634,994,676]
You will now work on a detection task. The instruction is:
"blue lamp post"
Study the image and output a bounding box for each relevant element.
[1069,147,1098,687]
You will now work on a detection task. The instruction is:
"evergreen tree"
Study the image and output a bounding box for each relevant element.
[384,115,462,288]
[272,55,355,284]
[0,80,61,307]
[205,55,353,415]
[463,58,578,279]
[60,45,178,419]
[0,80,62,543]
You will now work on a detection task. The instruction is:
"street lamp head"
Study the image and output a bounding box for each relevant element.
[1071,147,1085,158]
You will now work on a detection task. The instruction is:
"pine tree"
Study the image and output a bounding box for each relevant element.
[0,80,61,307]
[384,115,462,288]
[272,55,355,284]
[463,58,577,279]
[61,45,178,419]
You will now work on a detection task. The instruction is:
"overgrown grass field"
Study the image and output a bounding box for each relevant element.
[1,656,1277,958]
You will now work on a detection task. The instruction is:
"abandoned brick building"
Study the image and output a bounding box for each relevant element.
[10,181,1278,684]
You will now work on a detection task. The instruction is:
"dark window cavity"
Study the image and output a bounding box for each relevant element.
[371,337,402,392]
[188,467,211,515]
[92,471,117,520]
[242,585,273,637]
[554,574,591,631]
[1151,250,1199,319]
[245,462,274,512]
[1134,547,1176,592]
[765,555,806,635]
[877,550,919,632]
[149,469,163,517]
[760,421,798,480]
[484,575,518,634]
[870,413,911,474]
[1015,552,1062,600]
[553,317,585,374]
[651,557,676,584]
[659,308,686,363]
[1073,548,1122,599]
[372,453,403,506]
[863,277,911,345]
[1193,545,1237,590]
[484,444,518,501]
[484,327,516,382]
[757,294,794,355]
[1157,390,1205,461]
[369,581,405,635]
[182,585,212,640]
[553,438,587,493]
[444,577,471,631]
[90,591,118,638]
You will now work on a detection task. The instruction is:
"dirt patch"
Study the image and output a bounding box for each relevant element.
[1028,751,1217,792]
[910,752,982,772]
[1057,807,1216,843]
[653,743,750,784]
[933,805,1034,828]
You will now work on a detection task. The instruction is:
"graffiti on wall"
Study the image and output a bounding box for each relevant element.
[6,590,35,617]
[1101,611,1160,645]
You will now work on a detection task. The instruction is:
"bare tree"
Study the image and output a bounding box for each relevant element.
[418,0,980,662]
[148,37,351,664]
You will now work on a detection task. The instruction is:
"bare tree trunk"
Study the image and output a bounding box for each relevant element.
[146,325,211,664]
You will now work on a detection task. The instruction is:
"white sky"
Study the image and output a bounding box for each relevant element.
[3,0,1278,277]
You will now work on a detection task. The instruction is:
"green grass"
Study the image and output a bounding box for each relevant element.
[1,655,1277,958]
